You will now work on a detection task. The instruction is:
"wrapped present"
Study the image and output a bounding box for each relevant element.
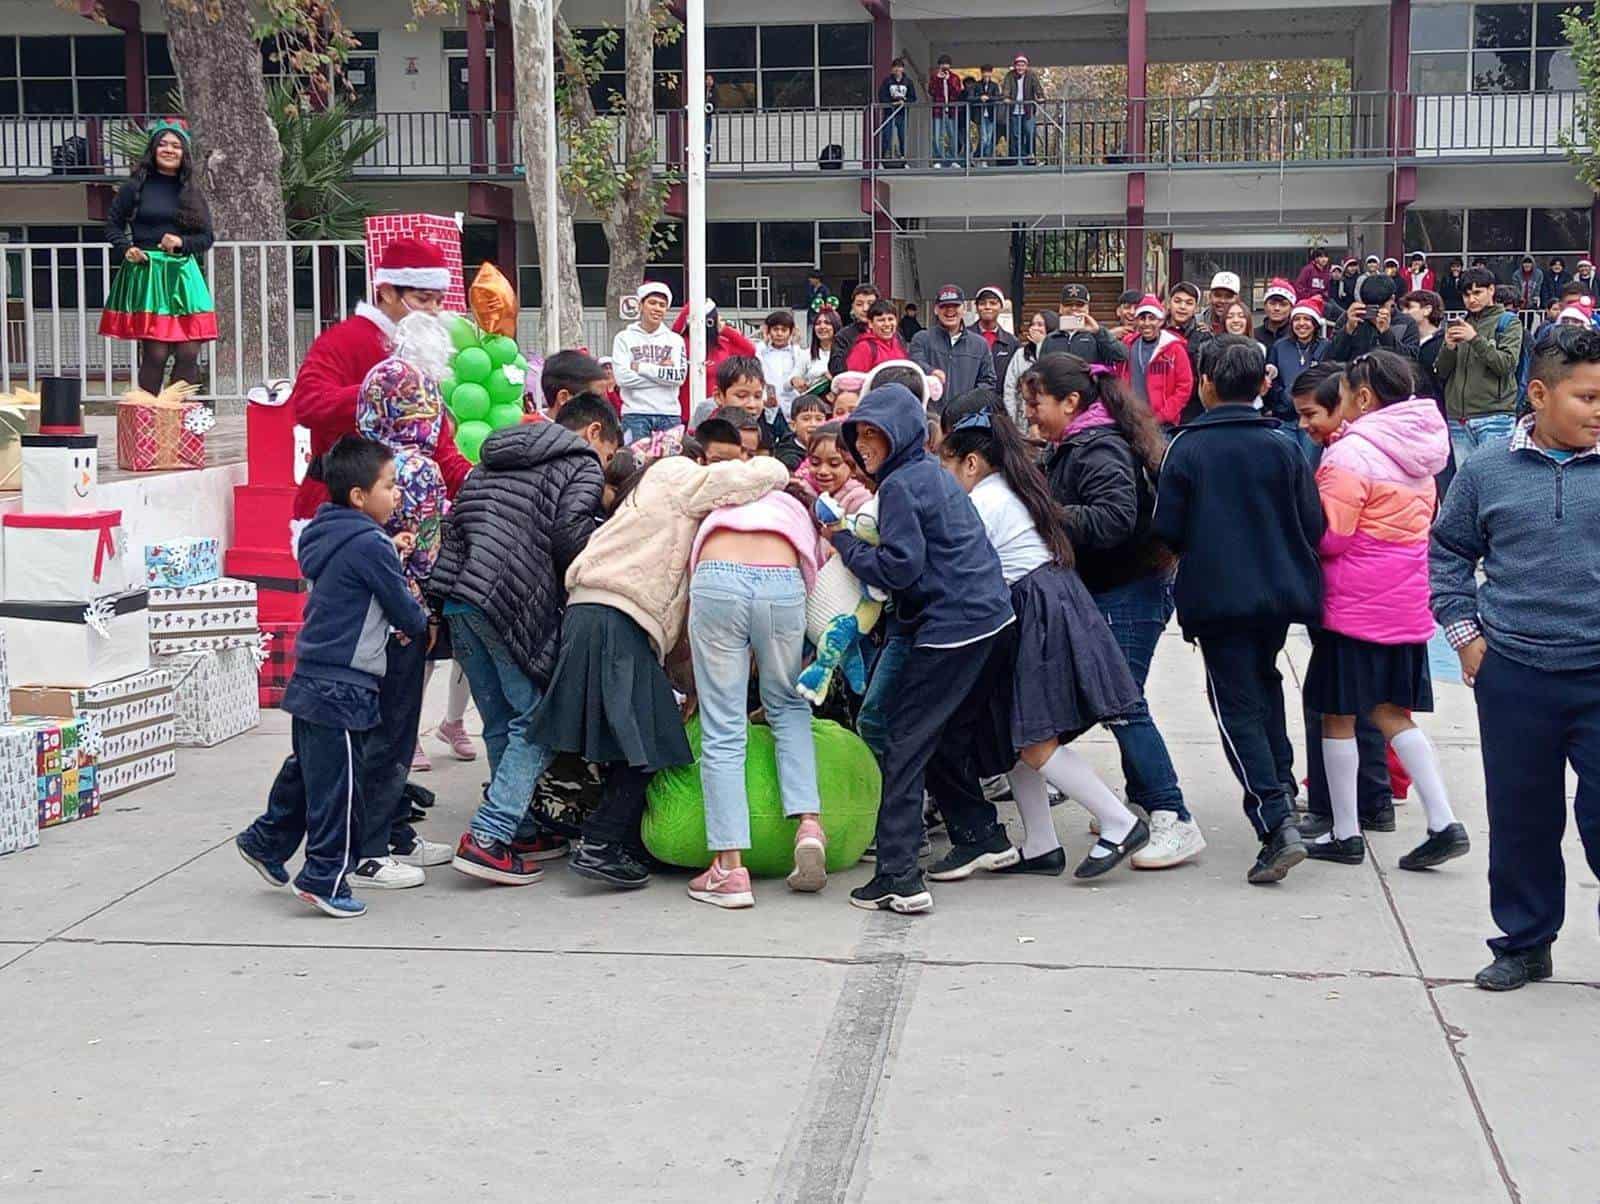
[0,591,149,688]
[365,213,467,312]
[157,646,260,746]
[98,748,176,801]
[0,386,42,493]
[258,620,302,708]
[13,669,179,801]
[148,577,258,654]
[0,724,37,854]
[115,381,210,472]
[2,509,131,603]
[145,537,221,589]
[10,715,97,828]
[243,380,313,489]
[0,630,10,725]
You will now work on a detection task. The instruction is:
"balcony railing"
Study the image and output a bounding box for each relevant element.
[0,92,1586,183]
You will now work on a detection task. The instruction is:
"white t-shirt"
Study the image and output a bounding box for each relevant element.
[969,473,1049,585]
[756,340,809,418]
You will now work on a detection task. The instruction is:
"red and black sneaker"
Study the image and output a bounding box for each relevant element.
[510,831,571,862]
[451,832,545,886]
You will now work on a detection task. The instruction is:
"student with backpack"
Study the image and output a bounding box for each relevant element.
[1435,266,1526,466]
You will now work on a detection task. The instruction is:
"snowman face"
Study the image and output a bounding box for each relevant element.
[71,448,96,499]
[21,435,98,513]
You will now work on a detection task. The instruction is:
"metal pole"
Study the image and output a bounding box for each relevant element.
[686,0,707,416]
[542,0,562,354]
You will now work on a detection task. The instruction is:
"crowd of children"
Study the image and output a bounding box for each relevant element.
[238,278,1600,995]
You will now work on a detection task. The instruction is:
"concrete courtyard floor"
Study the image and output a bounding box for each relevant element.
[1,627,1595,1203]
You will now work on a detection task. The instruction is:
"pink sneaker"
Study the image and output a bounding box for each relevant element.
[688,861,754,909]
[788,817,827,893]
[435,718,478,761]
[411,743,432,773]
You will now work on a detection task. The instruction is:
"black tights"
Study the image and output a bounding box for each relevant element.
[138,339,201,393]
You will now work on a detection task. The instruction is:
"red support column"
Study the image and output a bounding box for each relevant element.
[1126,174,1146,293]
[468,5,490,174]
[1386,0,1415,262]
[1127,0,1147,161]
[863,0,892,175]
[862,179,892,291]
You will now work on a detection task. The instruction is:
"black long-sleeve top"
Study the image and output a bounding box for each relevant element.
[105,171,214,258]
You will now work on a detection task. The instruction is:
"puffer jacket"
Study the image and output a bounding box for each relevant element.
[429,423,604,685]
[565,454,789,659]
[1043,422,1171,594]
[1316,397,1449,645]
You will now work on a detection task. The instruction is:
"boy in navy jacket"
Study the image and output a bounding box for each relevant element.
[237,436,430,917]
[830,384,1015,914]
[1153,336,1323,885]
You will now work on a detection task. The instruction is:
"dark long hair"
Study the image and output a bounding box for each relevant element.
[1026,353,1166,475]
[810,308,841,359]
[939,389,1075,569]
[129,129,211,232]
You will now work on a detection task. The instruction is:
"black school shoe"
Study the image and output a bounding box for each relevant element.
[993,846,1067,876]
[927,830,1021,881]
[569,840,652,889]
[1247,820,1307,884]
[1398,823,1471,871]
[849,871,933,914]
[1305,834,1366,865]
[1474,945,1553,991]
[1301,806,1396,839]
[1073,818,1149,879]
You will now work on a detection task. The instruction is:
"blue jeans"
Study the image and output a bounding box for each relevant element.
[977,112,996,158]
[451,606,554,846]
[688,563,820,850]
[621,412,679,446]
[879,108,907,160]
[1447,413,1515,468]
[932,115,957,165]
[1094,573,1189,820]
[857,631,911,768]
[1007,112,1035,162]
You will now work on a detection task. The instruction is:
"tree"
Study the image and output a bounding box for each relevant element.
[1561,7,1600,192]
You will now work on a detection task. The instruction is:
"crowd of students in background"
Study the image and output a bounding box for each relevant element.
[238,261,1600,997]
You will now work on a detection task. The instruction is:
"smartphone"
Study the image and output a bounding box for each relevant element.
[1060,313,1086,333]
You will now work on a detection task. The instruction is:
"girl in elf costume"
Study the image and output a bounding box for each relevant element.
[101,119,218,394]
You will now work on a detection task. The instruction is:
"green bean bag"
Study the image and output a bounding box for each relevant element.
[642,716,881,877]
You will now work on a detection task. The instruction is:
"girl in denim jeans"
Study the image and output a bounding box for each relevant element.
[684,486,826,907]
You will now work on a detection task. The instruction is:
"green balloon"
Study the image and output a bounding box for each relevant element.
[484,335,519,366]
[453,345,492,384]
[450,381,491,423]
[485,367,523,406]
[449,315,480,351]
[512,353,528,371]
[488,403,524,430]
[455,419,493,464]
[439,374,457,405]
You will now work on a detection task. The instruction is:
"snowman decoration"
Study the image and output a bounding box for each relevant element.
[21,377,98,514]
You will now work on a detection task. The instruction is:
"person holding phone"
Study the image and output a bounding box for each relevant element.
[1329,275,1416,360]
[1040,283,1125,368]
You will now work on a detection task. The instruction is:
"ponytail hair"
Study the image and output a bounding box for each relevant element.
[939,389,1075,569]
[1343,348,1415,408]
[1028,353,1165,475]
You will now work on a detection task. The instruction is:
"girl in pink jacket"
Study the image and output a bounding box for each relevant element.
[1302,350,1469,872]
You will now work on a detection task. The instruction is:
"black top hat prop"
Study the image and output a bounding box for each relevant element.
[37,377,84,435]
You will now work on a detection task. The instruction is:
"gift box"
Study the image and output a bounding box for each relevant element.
[0,630,10,725]
[148,577,258,655]
[144,537,221,589]
[11,715,98,828]
[12,668,178,801]
[231,485,300,553]
[365,213,466,312]
[98,748,176,801]
[0,725,37,854]
[157,646,260,746]
[0,386,42,493]
[0,591,149,688]
[2,510,131,602]
[243,381,314,489]
[258,620,302,708]
[115,382,210,472]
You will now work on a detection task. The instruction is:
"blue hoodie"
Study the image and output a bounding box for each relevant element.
[290,504,429,728]
[835,384,1013,647]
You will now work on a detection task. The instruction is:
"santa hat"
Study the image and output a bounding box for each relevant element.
[1290,296,1327,329]
[637,281,673,305]
[1263,278,1296,304]
[1559,296,1595,325]
[372,238,451,292]
[1133,294,1166,319]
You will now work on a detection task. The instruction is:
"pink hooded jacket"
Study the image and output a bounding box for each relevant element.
[1315,397,1449,644]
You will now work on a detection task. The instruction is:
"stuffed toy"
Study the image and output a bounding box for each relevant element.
[796,491,887,705]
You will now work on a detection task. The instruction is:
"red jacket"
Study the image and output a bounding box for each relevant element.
[928,71,964,118]
[844,330,908,373]
[671,305,758,421]
[1117,328,1194,426]
[1294,262,1331,299]
[289,302,472,519]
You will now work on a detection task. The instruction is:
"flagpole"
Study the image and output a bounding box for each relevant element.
[685,0,707,415]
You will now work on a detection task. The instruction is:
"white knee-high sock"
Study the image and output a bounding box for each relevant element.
[1390,727,1457,832]
[446,661,472,724]
[1009,761,1061,858]
[1321,737,1361,841]
[1038,746,1135,847]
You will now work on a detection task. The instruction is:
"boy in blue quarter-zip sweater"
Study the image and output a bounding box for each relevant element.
[828,383,1015,915]
[1431,324,1600,992]
[236,435,430,918]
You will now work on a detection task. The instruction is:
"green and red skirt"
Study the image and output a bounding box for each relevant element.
[99,249,218,342]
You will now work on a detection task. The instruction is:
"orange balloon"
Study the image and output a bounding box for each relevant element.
[469,262,518,337]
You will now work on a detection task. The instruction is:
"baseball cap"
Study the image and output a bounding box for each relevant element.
[936,284,966,306]
[1060,283,1090,304]
[974,285,1006,303]
[1263,278,1296,304]
[1209,271,1241,295]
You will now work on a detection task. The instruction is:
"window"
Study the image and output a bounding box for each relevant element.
[145,34,180,112]
[6,35,127,115]
[444,28,495,115]
[818,23,873,107]
[1404,206,1590,285]
[567,27,688,113]
[346,30,379,114]
[0,38,16,117]
[1410,1,1592,92]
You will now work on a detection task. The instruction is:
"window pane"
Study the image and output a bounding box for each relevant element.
[1412,52,1470,92]
[764,267,813,307]
[654,37,683,71]
[819,23,872,67]
[518,266,541,300]
[352,30,381,52]
[148,76,181,111]
[762,68,814,108]
[1473,49,1531,90]
[707,266,756,305]
[650,267,685,300]
[21,37,72,77]
[819,68,872,106]
[1412,3,1470,50]
[1475,4,1533,47]
[144,34,173,77]
[0,37,15,77]
[346,60,377,113]
[579,267,609,308]
[760,26,814,69]
[706,26,756,69]
[75,35,125,76]
[23,80,74,115]
[573,27,626,73]
[654,74,680,109]
[1468,207,1528,252]
[709,73,756,109]
[820,220,872,239]
[650,223,683,264]
[78,78,126,113]
[462,223,498,264]
[1531,205,1591,249]
[708,222,757,262]
[449,60,470,112]
[1536,1,1590,44]
[760,221,814,263]
[0,80,15,116]
[1536,47,1579,88]
[1406,208,1465,255]
[574,223,609,264]
[1480,254,1521,282]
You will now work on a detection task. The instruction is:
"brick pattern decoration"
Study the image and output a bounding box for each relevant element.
[364,214,467,312]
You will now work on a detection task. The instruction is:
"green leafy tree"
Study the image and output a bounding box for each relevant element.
[1561,6,1600,191]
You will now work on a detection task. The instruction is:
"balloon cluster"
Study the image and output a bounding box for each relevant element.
[439,314,527,463]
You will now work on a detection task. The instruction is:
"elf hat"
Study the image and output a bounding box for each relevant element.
[1133,294,1166,319]
[1290,295,1327,329]
[146,117,190,147]
[372,238,451,292]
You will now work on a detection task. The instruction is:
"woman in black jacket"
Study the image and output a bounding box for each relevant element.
[1021,353,1201,868]
[101,119,217,393]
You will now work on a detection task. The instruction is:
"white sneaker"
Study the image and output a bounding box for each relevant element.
[351,856,425,889]
[393,837,453,867]
[1131,811,1206,870]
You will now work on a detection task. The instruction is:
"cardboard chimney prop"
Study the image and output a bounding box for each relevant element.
[21,378,97,514]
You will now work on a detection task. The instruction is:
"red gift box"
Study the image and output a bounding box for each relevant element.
[115,386,207,471]
[364,214,466,312]
[258,620,303,708]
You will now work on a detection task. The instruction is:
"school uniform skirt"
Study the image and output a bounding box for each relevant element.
[1305,629,1434,715]
[972,563,1142,777]
[529,603,693,771]
[99,249,218,343]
